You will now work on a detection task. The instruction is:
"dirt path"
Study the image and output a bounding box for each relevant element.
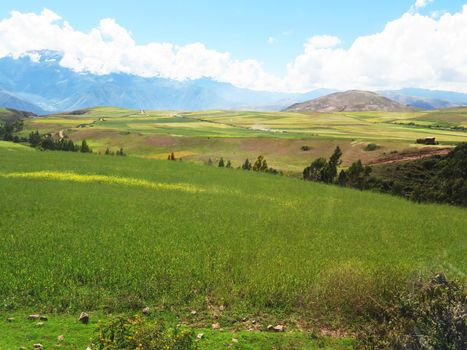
[369,147,452,166]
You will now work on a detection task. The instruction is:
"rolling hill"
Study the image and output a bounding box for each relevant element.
[284,90,413,112]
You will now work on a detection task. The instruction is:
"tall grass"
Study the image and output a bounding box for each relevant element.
[0,146,465,323]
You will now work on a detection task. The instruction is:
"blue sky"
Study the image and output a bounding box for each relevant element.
[0,0,465,76]
[0,1,466,92]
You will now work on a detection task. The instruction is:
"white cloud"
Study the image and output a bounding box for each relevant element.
[285,5,467,92]
[1,6,467,93]
[267,36,276,44]
[0,9,280,91]
[415,0,434,10]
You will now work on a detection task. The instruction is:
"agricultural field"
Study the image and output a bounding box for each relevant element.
[0,141,466,348]
[20,107,467,173]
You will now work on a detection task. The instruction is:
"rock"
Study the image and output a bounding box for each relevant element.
[268,324,285,332]
[211,322,221,329]
[241,317,247,322]
[232,338,238,343]
[196,333,204,339]
[6,317,14,322]
[142,307,150,315]
[33,344,43,349]
[57,335,64,341]
[19,347,27,350]
[190,310,197,315]
[79,312,89,324]
[219,305,225,311]
[251,319,257,324]
[85,347,92,350]
[35,322,44,327]
[28,314,40,320]
[39,316,48,321]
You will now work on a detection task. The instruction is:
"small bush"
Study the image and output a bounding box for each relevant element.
[301,145,311,151]
[364,143,380,151]
[93,316,197,350]
[357,273,466,349]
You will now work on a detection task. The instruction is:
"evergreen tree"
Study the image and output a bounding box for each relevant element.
[218,157,225,167]
[303,157,327,181]
[242,159,252,170]
[80,139,91,153]
[321,146,343,183]
[253,155,265,171]
[29,130,42,148]
[226,160,232,168]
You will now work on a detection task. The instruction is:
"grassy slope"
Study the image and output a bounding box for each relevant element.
[0,143,466,347]
[21,107,467,172]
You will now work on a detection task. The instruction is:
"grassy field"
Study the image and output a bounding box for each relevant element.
[1,141,466,348]
[20,107,467,172]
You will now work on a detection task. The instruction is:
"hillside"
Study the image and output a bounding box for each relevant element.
[0,108,36,123]
[284,90,413,112]
[0,91,45,115]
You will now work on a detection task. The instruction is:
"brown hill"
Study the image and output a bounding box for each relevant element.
[284,90,413,112]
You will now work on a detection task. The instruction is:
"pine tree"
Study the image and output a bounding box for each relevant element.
[226,160,232,168]
[218,157,225,167]
[80,139,91,153]
[242,158,251,170]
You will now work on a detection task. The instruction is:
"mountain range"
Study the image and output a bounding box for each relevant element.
[0,51,466,114]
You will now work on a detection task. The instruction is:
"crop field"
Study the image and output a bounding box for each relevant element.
[20,107,467,172]
[0,141,466,348]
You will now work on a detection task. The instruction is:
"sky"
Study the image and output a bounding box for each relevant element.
[0,0,466,92]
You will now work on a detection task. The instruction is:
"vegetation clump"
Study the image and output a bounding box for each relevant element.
[93,316,196,350]
[363,143,380,151]
[357,273,466,350]
[28,130,92,153]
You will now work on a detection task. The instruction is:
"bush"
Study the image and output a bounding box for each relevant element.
[93,315,197,350]
[357,273,466,350]
[364,143,380,151]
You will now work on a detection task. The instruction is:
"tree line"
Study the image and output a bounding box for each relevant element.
[303,144,467,207]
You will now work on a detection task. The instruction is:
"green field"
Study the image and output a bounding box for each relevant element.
[20,107,467,173]
[1,141,466,348]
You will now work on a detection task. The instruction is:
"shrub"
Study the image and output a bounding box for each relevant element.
[364,143,380,151]
[301,145,311,151]
[93,315,197,350]
[357,273,466,350]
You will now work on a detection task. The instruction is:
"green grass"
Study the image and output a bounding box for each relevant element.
[0,312,354,349]
[1,144,466,347]
[1,146,465,313]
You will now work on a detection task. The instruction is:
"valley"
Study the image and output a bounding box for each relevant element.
[18,106,467,173]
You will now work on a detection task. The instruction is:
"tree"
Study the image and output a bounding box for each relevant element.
[226,160,232,168]
[218,157,225,167]
[80,139,91,153]
[253,155,268,172]
[207,157,213,166]
[168,152,175,160]
[321,146,342,183]
[242,159,252,170]
[116,148,126,156]
[28,131,42,148]
[303,157,327,181]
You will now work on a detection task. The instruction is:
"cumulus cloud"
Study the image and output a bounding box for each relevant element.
[0,9,280,90]
[285,5,467,92]
[0,6,467,93]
